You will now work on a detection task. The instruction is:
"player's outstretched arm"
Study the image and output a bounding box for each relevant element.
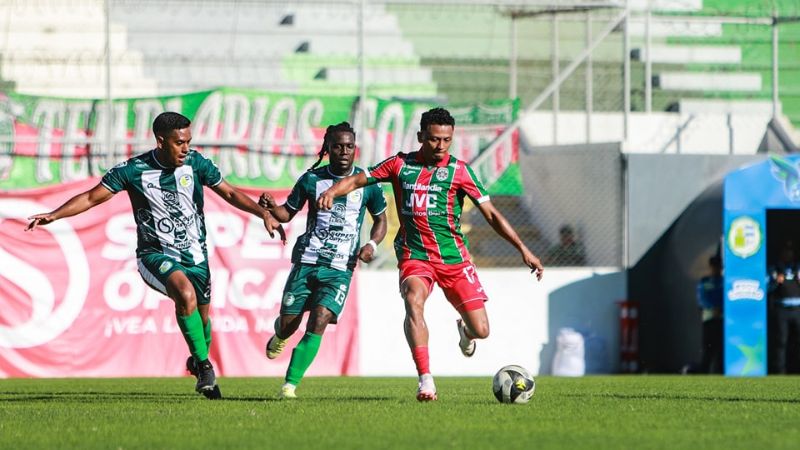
[358,211,388,263]
[316,172,368,210]
[25,183,114,231]
[258,192,296,223]
[477,200,544,280]
[212,180,286,243]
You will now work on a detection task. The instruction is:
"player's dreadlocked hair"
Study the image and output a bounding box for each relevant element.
[419,107,455,131]
[152,112,191,137]
[308,121,356,171]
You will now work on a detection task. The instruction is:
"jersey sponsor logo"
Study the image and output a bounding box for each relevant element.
[401,166,421,177]
[158,261,173,274]
[0,199,90,348]
[347,190,362,203]
[179,174,192,188]
[402,181,442,192]
[405,192,437,210]
[112,161,128,169]
[330,203,347,226]
[435,168,449,181]
[314,228,330,241]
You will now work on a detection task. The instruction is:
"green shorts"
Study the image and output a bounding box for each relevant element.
[281,263,353,322]
[137,254,211,305]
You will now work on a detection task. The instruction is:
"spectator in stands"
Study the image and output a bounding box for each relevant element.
[544,224,586,266]
[25,112,286,399]
[768,240,800,374]
[695,254,723,374]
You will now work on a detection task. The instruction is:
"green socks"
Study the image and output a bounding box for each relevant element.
[285,332,323,386]
[176,310,209,362]
[204,318,212,349]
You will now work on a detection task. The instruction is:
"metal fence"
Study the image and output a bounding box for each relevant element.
[2,0,797,269]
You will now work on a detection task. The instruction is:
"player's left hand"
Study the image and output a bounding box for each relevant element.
[25,213,55,231]
[358,245,376,263]
[262,211,287,244]
[522,248,544,281]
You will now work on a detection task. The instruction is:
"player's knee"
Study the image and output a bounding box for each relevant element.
[472,323,490,339]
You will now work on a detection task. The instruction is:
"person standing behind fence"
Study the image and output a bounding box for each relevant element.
[768,241,800,374]
[25,111,286,399]
[695,255,723,374]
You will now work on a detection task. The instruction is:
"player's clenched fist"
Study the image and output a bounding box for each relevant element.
[316,190,335,210]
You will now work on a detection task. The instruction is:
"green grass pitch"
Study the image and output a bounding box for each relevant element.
[1,375,798,449]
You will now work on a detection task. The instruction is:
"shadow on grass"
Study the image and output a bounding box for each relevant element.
[562,392,800,404]
[0,391,397,403]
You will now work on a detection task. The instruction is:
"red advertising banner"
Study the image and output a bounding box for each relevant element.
[0,179,359,378]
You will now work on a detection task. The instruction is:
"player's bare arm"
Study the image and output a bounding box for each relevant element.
[358,211,388,263]
[316,172,369,210]
[25,183,114,231]
[477,200,544,280]
[258,192,297,223]
[212,180,286,243]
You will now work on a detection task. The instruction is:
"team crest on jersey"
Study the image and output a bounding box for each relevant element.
[435,167,449,181]
[283,292,296,306]
[347,190,362,203]
[179,174,192,188]
[158,261,173,274]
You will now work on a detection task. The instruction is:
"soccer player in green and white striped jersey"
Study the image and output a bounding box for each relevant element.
[25,112,285,399]
[317,108,544,401]
[259,122,388,399]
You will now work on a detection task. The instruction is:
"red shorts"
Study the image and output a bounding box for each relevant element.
[398,259,488,313]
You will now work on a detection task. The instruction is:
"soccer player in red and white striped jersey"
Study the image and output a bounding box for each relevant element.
[318,107,543,401]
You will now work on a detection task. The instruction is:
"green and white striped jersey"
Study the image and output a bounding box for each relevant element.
[286,166,387,271]
[100,149,222,264]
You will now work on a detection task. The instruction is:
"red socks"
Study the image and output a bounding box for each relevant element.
[411,346,430,376]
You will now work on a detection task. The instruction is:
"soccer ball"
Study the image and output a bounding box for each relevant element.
[492,365,535,404]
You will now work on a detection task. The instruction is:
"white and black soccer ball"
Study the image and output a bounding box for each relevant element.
[492,365,535,404]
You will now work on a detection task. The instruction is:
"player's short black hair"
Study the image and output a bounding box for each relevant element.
[152,112,191,137]
[420,107,455,132]
[308,121,355,171]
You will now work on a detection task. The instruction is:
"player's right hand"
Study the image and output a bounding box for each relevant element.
[25,213,55,231]
[258,192,277,210]
[316,190,335,210]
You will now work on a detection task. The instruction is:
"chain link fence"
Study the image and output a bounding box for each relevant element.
[11,1,795,269]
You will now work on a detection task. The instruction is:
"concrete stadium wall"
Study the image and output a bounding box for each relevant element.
[627,154,763,373]
[357,268,626,377]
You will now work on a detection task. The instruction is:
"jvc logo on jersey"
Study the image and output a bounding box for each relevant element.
[405,192,437,210]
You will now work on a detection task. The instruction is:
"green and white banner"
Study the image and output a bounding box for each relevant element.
[0,89,521,194]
